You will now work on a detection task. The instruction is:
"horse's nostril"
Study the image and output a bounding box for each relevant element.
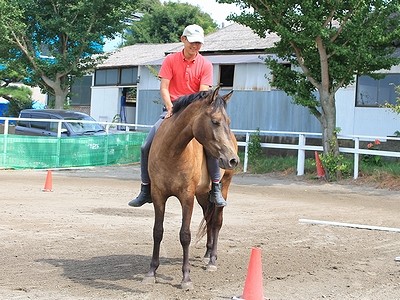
[230,158,239,167]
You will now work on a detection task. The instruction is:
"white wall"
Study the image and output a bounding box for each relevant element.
[10,83,47,105]
[90,87,120,122]
[352,107,399,137]
[31,86,47,104]
[233,64,271,91]
[138,65,161,89]
[336,75,400,138]
[335,86,357,136]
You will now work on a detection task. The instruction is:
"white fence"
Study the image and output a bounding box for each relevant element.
[1,117,399,179]
[233,129,400,179]
[0,117,152,137]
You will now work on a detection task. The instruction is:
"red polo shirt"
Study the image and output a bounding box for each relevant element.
[158,50,213,101]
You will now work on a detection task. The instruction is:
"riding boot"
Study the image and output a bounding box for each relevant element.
[209,182,227,207]
[128,184,152,207]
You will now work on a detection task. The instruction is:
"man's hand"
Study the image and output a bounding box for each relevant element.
[165,106,173,118]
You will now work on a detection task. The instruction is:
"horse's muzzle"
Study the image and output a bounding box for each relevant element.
[219,156,239,170]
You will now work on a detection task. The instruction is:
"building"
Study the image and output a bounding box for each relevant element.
[87,23,400,137]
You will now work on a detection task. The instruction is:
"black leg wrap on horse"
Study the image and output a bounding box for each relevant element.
[209,182,227,207]
[128,184,152,207]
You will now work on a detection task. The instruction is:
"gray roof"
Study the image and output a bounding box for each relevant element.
[201,23,279,53]
[148,53,271,66]
[98,43,181,68]
[98,23,279,69]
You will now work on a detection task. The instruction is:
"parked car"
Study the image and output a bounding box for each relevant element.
[15,109,106,137]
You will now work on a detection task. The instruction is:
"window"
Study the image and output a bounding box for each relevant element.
[94,68,119,85]
[30,113,50,130]
[356,74,400,107]
[49,121,58,133]
[70,75,92,105]
[48,121,66,133]
[30,120,48,130]
[219,65,235,88]
[16,120,29,127]
[120,67,139,85]
[94,67,139,86]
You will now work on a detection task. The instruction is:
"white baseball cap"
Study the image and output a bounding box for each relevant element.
[182,24,204,44]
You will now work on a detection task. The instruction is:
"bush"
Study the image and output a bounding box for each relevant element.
[0,86,33,117]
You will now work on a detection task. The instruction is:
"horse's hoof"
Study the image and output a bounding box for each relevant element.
[181,281,194,290]
[142,275,156,285]
[206,264,217,272]
[203,257,210,264]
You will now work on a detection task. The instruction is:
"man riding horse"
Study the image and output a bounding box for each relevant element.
[128,24,227,208]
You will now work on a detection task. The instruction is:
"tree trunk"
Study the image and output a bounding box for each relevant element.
[41,74,69,109]
[319,90,338,152]
[53,86,69,109]
[319,90,341,180]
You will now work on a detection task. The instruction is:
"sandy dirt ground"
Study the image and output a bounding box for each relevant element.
[0,164,399,300]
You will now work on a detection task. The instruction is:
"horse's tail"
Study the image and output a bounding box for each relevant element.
[195,203,215,246]
[195,217,207,246]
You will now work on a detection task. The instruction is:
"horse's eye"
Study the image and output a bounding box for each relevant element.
[211,119,220,126]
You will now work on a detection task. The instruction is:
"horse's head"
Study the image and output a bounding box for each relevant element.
[192,87,239,170]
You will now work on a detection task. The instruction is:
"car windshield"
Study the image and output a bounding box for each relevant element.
[65,115,105,134]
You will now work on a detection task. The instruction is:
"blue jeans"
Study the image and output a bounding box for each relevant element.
[140,111,221,184]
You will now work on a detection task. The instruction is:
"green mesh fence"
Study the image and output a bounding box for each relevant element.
[0,132,147,169]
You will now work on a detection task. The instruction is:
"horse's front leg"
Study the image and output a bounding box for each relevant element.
[143,200,165,284]
[180,199,195,290]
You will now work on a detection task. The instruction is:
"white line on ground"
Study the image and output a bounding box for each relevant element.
[299,218,400,233]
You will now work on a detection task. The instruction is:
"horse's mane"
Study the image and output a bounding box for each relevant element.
[172,89,226,114]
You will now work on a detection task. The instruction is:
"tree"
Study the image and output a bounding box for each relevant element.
[134,0,162,14]
[0,85,33,117]
[0,65,33,117]
[0,0,135,109]
[124,1,218,45]
[385,86,400,115]
[0,1,33,117]
[218,0,400,177]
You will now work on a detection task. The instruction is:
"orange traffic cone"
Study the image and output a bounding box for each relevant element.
[233,247,265,300]
[314,151,326,179]
[42,170,53,192]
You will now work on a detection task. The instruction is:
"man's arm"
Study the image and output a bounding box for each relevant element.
[160,78,173,118]
[199,84,212,92]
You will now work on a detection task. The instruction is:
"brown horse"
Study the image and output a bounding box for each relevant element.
[142,87,239,290]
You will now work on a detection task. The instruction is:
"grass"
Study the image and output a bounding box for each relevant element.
[359,159,400,176]
[237,151,314,174]
[356,159,400,190]
[237,151,400,190]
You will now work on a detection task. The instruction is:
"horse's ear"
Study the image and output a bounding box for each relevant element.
[222,90,234,104]
[207,86,219,105]
[209,87,233,105]
[209,86,221,104]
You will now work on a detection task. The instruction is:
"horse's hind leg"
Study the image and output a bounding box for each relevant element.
[200,203,214,263]
[205,172,233,271]
[142,201,165,284]
[197,195,221,272]
[206,206,223,272]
